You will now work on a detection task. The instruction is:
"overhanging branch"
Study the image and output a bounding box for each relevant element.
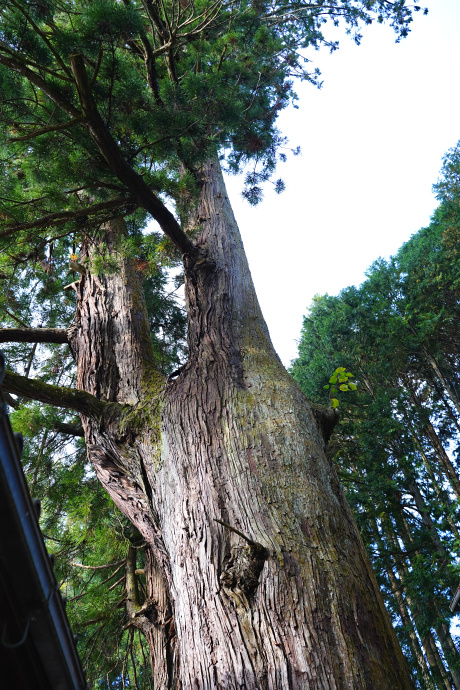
[0,54,80,119]
[10,116,86,142]
[69,53,197,257]
[3,370,121,422]
[0,196,136,240]
[0,328,69,345]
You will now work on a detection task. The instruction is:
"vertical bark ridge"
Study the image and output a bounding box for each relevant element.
[161,160,413,688]
[75,217,161,404]
[70,217,178,687]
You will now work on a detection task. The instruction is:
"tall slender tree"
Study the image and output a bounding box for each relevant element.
[0,1,422,686]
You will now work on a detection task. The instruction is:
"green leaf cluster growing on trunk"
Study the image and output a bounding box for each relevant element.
[291,147,460,689]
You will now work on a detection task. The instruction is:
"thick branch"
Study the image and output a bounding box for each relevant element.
[0,54,80,119]
[53,420,85,437]
[3,391,19,409]
[0,328,68,344]
[69,53,196,257]
[3,370,121,422]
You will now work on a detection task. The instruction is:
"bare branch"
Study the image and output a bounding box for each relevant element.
[71,560,125,571]
[214,518,258,546]
[3,370,122,421]
[2,309,28,327]
[0,327,69,345]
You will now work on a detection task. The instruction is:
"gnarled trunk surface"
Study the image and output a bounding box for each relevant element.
[71,160,413,689]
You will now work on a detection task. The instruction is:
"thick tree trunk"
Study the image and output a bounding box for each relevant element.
[72,162,413,688]
[69,218,179,687]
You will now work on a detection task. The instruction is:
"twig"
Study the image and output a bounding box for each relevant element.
[214,518,257,546]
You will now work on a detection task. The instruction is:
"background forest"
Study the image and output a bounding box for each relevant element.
[292,142,460,689]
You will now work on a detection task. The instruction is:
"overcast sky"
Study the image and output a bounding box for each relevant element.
[223,0,460,367]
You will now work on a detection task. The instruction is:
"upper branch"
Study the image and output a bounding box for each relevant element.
[0,196,136,240]
[0,328,69,345]
[0,54,80,119]
[3,370,122,422]
[10,116,85,142]
[69,53,197,257]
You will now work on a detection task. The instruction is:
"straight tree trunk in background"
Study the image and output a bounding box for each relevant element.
[405,382,460,498]
[373,521,435,689]
[387,524,456,690]
[68,159,412,688]
[422,347,460,418]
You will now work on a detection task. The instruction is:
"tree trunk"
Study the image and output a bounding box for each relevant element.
[422,347,460,418]
[71,161,413,688]
[373,521,435,689]
[406,383,460,498]
[385,527,453,690]
[424,634,454,690]
[435,623,460,690]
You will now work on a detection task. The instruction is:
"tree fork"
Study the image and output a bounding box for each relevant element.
[69,53,197,257]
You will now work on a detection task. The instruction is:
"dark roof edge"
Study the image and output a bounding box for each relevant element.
[0,352,87,689]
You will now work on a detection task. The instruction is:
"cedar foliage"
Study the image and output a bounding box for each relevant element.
[291,143,460,689]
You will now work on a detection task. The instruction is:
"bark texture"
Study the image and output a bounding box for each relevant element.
[71,161,414,689]
[69,219,179,688]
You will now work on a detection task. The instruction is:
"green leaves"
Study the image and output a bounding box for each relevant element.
[0,0,420,222]
[323,367,357,408]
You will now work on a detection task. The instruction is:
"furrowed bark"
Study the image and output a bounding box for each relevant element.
[70,171,413,687]
[156,159,413,688]
[125,545,179,687]
[0,327,68,344]
[70,217,178,685]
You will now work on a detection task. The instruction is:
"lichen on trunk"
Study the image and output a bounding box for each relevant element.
[72,161,413,689]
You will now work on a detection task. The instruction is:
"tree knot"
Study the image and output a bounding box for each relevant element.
[220,541,268,606]
[183,246,216,276]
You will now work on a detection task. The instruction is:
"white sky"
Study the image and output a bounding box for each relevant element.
[224,0,460,367]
